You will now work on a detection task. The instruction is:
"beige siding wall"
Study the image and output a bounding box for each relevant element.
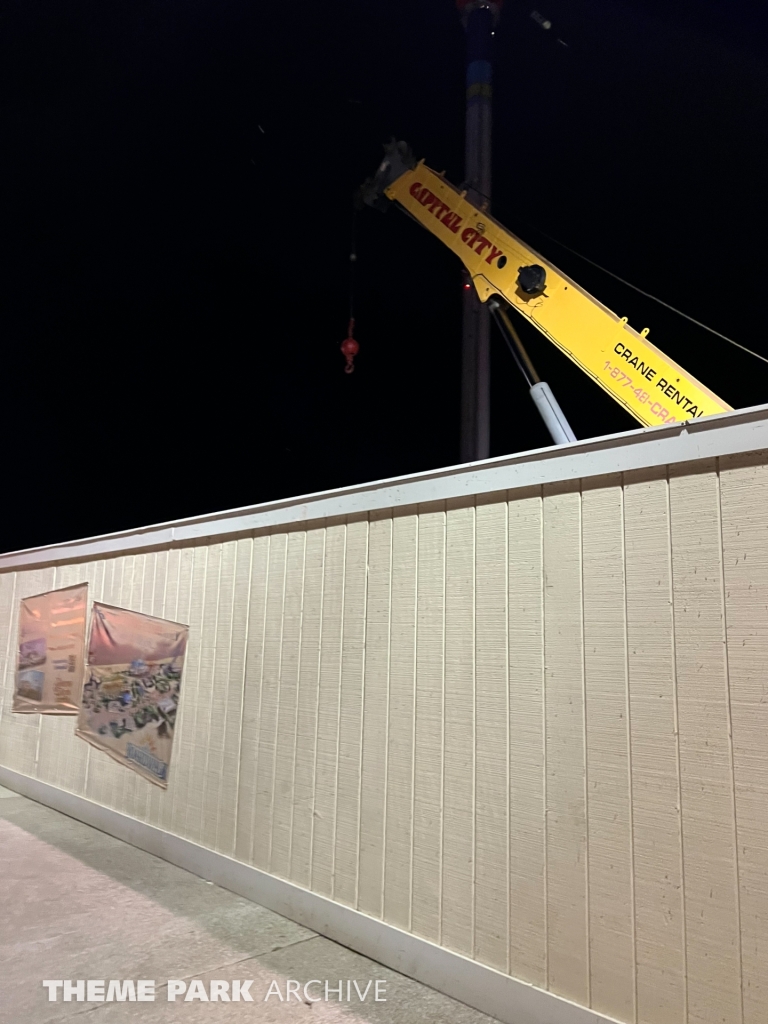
[2,454,767,1024]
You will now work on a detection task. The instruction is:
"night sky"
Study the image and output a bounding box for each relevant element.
[3,0,768,554]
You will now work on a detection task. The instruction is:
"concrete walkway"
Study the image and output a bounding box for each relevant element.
[0,786,498,1024]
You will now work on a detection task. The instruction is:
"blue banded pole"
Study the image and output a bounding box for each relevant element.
[460,2,497,463]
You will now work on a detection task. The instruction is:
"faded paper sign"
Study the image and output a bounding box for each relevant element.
[76,602,188,787]
[13,583,89,714]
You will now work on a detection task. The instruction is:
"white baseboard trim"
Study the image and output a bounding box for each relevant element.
[0,765,619,1024]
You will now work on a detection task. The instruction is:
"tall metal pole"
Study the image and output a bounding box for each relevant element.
[458,0,500,463]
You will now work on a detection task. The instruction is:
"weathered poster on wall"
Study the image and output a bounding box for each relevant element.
[76,602,188,787]
[13,583,89,714]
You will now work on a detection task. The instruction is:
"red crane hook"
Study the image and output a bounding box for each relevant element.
[340,318,359,374]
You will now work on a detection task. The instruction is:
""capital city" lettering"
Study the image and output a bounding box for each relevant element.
[408,182,505,266]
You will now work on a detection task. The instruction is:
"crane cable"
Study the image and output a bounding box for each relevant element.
[461,178,768,368]
[340,209,360,373]
[521,221,768,367]
[349,207,357,325]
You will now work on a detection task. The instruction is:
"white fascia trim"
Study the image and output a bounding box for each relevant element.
[2,403,767,572]
[0,766,618,1024]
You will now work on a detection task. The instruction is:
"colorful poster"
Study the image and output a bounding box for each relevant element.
[76,603,188,787]
[13,584,89,714]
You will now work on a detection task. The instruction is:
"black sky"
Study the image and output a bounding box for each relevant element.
[2,0,767,553]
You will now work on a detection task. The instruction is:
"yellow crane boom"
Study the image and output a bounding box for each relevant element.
[362,142,731,428]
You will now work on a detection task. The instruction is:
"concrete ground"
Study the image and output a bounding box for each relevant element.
[0,786,499,1024]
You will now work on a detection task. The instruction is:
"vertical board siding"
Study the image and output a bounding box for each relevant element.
[719,452,768,1024]
[581,477,635,1023]
[623,468,686,1024]
[173,547,207,839]
[474,494,509,972]
[253,534,288,870]
[383,508,418,931]
[334,514,368,907]
[289,527,324,887]
[358,511,392,918]
[201,540,236,854]
[186,544,222,844]
[507,486,546,987]
[311,520,345,896]
[234,536,269,863]
[0,571,17,738]
[214,537,252,856]
[3,449,768,1024]
[669,462,743,1024]
[411,503,445,943]
[441,498,475,956]
[271,529,306,879]
[543,482,589,1006]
